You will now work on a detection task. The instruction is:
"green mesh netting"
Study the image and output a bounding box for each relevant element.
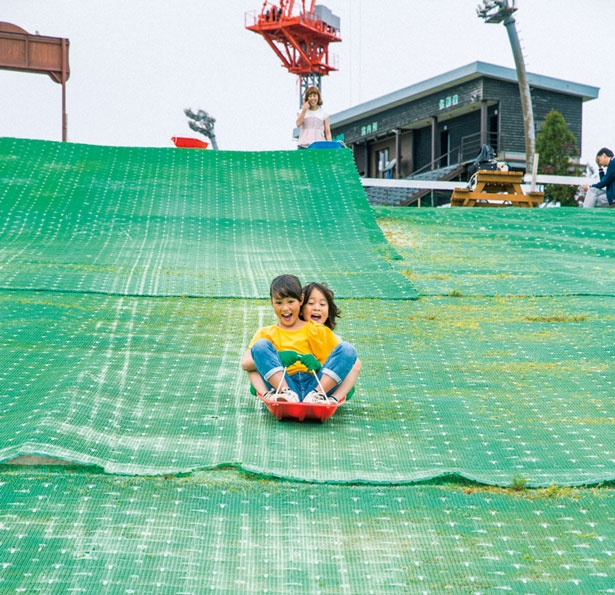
[0,139,614,486]
[0,468,613,593]
[0,138,416,299]
[1,290,613,486]
[2,137,615,593]
[376,207,615,297]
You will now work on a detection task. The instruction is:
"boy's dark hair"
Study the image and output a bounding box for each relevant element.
[597,147,614,158]
[301,282,340,330]
[269,274,303,301]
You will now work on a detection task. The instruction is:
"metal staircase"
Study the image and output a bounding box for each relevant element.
[398,162,467,206]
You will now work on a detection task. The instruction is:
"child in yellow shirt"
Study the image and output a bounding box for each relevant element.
[241,274,358,404]
[300,281,361,400]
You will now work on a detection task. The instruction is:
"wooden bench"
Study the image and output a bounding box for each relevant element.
[451,170,543,208]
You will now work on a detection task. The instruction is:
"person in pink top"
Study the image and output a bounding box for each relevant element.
[296,86,332,149]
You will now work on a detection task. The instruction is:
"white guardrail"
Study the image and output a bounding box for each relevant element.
[361,175,594,190]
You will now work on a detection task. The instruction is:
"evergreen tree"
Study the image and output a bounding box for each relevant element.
[535,110,581,206]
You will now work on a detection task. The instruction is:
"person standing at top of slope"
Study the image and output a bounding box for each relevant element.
[296,86,332,149]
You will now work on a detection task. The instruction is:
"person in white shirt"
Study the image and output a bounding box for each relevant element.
[296,86,332,149]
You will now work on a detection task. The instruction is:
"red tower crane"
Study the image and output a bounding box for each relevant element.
[245,1,341,106]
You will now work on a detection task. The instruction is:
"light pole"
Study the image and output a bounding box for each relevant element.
[184,108,219,150]
[477,0,535,173]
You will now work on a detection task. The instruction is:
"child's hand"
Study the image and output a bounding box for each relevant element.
[278,350,300,367]
[299,353,321,372]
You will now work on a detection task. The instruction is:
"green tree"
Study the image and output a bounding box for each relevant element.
[534,110,582,206]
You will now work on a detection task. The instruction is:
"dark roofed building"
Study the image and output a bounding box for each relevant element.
[330,62,599,201]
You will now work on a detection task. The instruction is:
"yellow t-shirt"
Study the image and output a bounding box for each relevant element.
[248,321,340,375]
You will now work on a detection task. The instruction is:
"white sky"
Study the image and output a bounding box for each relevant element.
[0,1,611,164]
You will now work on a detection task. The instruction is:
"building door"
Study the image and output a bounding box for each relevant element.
[489,112,499,152]
[439,129,450,167]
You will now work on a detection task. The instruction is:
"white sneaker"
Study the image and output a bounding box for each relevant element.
[274,388,299,403]
[303,390,328,404]
[262,389,277,401]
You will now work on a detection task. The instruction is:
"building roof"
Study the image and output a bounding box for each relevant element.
[331,61,600,128]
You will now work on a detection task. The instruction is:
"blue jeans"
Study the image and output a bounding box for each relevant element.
[251,339,357,401]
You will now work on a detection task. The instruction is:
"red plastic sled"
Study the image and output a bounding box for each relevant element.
[258,393,344,423]
[171,136,209,149]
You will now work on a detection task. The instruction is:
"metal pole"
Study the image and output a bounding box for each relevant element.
[531,152,539,192]
[185,108,218,149]
[430,117,437,170]
[61,80,67,142]
[477,1,535,173]
[394,129,401,179]
[61,37,68,141]
[61,38,67,142]
[503,13,535,173]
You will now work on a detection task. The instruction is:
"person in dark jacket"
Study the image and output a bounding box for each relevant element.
[590,147,615,206]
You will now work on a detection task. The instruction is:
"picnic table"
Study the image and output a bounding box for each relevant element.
[451,170,543,207]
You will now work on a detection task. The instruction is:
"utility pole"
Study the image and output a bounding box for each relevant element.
[477,0,535,173]
[184,108,219,150]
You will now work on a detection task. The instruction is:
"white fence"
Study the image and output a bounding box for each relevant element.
[361,174,594,191]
